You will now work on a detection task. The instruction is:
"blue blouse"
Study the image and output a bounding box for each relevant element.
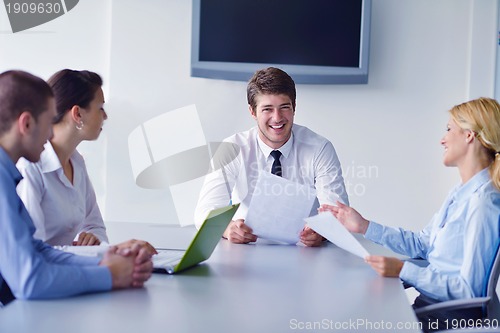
[365,168,500,301]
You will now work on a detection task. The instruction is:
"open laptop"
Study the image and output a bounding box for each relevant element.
[153,203,239,274]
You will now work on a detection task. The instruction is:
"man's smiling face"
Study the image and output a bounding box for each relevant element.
[250,93,294,149]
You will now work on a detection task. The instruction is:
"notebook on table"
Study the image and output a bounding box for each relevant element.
[153,203,239,274]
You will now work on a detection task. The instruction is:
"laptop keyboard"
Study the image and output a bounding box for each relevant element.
[153,249,185,266]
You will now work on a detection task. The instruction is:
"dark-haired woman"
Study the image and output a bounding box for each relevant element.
[17,70,154,254]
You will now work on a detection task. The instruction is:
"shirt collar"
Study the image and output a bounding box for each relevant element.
[452,168,491,203]
[0,146,22,185]
[257,128,294,159]
[39,141,63,173]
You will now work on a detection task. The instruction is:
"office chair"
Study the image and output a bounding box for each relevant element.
[415,241,500,327]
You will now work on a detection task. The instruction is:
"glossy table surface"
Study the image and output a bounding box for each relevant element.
[0,227,421,333]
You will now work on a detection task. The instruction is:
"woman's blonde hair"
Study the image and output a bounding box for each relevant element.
[449,97,500,190]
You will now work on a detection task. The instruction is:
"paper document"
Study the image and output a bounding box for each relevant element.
[305,212,369,258]
[53,245,110,257]
[245,172,316,244]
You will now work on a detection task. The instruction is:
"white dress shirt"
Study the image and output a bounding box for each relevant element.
[16,141,108,246]
[365,168,500,301]
[194,124,349,227]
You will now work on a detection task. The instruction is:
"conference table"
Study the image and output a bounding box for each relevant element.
[0,226,422,333]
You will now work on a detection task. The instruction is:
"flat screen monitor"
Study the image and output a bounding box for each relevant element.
[191,0,371,84]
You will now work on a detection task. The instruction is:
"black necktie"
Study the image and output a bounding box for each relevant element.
[270,150,282,177]
[0,280,15,306]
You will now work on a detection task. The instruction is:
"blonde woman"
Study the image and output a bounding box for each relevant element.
[320,97,500,330]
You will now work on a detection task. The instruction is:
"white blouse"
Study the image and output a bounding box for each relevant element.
[16,141,108,246]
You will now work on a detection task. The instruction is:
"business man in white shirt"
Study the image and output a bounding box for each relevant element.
[195,67,348,246]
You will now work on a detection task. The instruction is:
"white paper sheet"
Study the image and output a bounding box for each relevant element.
[305,212,370,258]
[244,172,316,244]
[53,245,110,257]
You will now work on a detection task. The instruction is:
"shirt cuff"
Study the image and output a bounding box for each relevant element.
[364,221,383,242]
[83,265,113,292]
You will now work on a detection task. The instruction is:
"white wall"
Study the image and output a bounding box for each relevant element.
[0,0,113,220]
[0,1,497,238]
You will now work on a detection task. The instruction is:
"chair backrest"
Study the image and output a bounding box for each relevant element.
[484,240,500,319]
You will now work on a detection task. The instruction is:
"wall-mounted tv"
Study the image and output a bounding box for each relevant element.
[191,0,371,85]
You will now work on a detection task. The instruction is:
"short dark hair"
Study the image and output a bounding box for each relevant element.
[247,67,296,111]
[47,69,103,124]
[0,70,53,136]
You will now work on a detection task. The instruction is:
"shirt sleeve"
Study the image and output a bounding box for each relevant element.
[0,187,112,300]
[364,220,432,259]
[364,221,471,301]
[313,141,349,206]
[16,162,48,241]
[399,261,474,301]
[194,143,241,228]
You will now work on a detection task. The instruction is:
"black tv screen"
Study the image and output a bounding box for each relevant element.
[191,0,371,84]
